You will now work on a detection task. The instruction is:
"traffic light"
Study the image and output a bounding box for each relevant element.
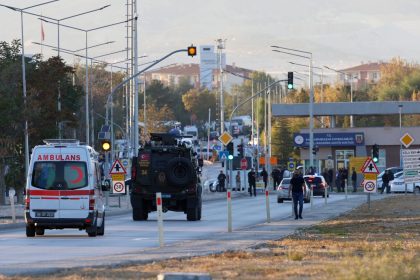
[101,140,111,152]
[312,146,319,155]
[187,45,197,57]
[372,144,379,163]
[227,142,234,156]
[287,71,293,89]
[237,144,244,158]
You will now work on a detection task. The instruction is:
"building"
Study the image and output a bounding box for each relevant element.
[144,63,200,88]
[338,62,387,90]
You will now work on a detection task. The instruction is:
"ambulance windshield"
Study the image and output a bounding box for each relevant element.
[32,161,88,190]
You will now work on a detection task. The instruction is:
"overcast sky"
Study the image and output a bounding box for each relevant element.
[1,0,420,79]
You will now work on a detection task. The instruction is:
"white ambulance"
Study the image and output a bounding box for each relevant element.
[25,139,105,237]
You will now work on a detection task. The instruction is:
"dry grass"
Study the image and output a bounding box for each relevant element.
[3,195,420,280]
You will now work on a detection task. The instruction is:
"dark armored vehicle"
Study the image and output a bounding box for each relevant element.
[130,133,202,221]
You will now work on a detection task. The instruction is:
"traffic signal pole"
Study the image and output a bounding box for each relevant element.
[105,47,195,155]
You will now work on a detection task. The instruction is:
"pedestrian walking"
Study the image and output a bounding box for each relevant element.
[271,167,281,190]
[260,167,268,189]
[288,170,307,219]
[235,171,241,191]
[248,168,257,197]
[217,170,227,192]
[381,170,393,194]
[351,167,357,192]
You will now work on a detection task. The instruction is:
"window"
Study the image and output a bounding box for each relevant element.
[32,161,88,190]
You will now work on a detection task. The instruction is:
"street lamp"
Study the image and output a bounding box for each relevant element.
[41,17,132,146]
[271,45,315,169]
[324,65,358,128]
[0,0,60,178]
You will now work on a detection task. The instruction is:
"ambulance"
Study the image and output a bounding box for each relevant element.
[25,139,105,237]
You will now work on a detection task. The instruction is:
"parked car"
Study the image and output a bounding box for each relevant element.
[377,167,403,189]
[276,177,311,203]
[389,171,420,193]
[303,175,329,197]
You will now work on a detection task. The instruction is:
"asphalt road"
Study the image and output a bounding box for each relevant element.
[0,192,381,276]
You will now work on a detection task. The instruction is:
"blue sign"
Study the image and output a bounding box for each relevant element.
[288,161,295,170]
[293,132,365,147]
[218,151,229,160]
[213,145,222,151]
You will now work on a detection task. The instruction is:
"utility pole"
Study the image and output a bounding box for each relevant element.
[217,39,226,135]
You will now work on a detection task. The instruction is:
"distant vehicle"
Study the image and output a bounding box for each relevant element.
[389,171,420,193]
[377,167,403,188]
[303,175,329,197]
[209,131,220,140]
[276,177,311,203]
[195,147,212,159]
[183,125,199,145]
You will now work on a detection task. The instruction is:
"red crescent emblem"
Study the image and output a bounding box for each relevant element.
[69,166,84,184]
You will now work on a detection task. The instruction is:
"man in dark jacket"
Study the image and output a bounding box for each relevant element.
[260,167,268,189]
[248,168,257,197]
[351,167,357,192]
[288,170,307,219]
[217,170,227,192]
[271,168,281,190]
[381,170,393,194]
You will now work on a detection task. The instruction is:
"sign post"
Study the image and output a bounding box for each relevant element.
[156,192,164,247]
[402,148,420,195]
[227,190,232,233]
[361,157,380,210]
[265,190,271,223]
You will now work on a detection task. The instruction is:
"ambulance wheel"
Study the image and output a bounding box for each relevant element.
[97,214,105,236]
[26,224,35,237]
[87,220,98,237]
[35,227,45,236]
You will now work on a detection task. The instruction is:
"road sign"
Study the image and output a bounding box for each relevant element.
[362,179,377,193]
[109,159,127,174]
[112,180,126,194]
[218,132,233,146]
[402,149,420,156]
[218,151,228,160]
[349,157,368,173]
[111,174,125,181]
[360,157,379,174]
[400,133,414,148]
[288,161,295,171]
[364,173,377,180]
[240,158,248,170]
[326,159,334,169]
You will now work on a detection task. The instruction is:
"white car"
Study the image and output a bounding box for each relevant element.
[390,173,420,193]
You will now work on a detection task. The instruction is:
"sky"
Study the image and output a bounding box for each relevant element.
[1,0,420,80]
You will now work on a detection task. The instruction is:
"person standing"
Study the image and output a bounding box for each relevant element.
[235,171,241,191]
[288,170,307,219]
[381,170,393,194]
[351,167,357,192]
[217,170,227,192]
[248,168,257,197]
[260,167,268,190]
[271,167,281,190]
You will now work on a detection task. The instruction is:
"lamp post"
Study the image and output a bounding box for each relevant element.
[399,104,403,167]
[217,39,226,135]
[324,65,358,128]
[41,18,132,145]
[0,0,60,178]
[271,45,314,169]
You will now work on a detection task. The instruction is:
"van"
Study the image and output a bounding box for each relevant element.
[24,139,105,237]
[183,125,199,145]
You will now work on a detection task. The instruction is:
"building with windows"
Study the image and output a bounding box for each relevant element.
[337,62,387,90]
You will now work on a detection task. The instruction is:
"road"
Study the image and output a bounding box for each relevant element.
[0,192,376,276]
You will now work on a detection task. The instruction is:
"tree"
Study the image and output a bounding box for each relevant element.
[182,88,216,123]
